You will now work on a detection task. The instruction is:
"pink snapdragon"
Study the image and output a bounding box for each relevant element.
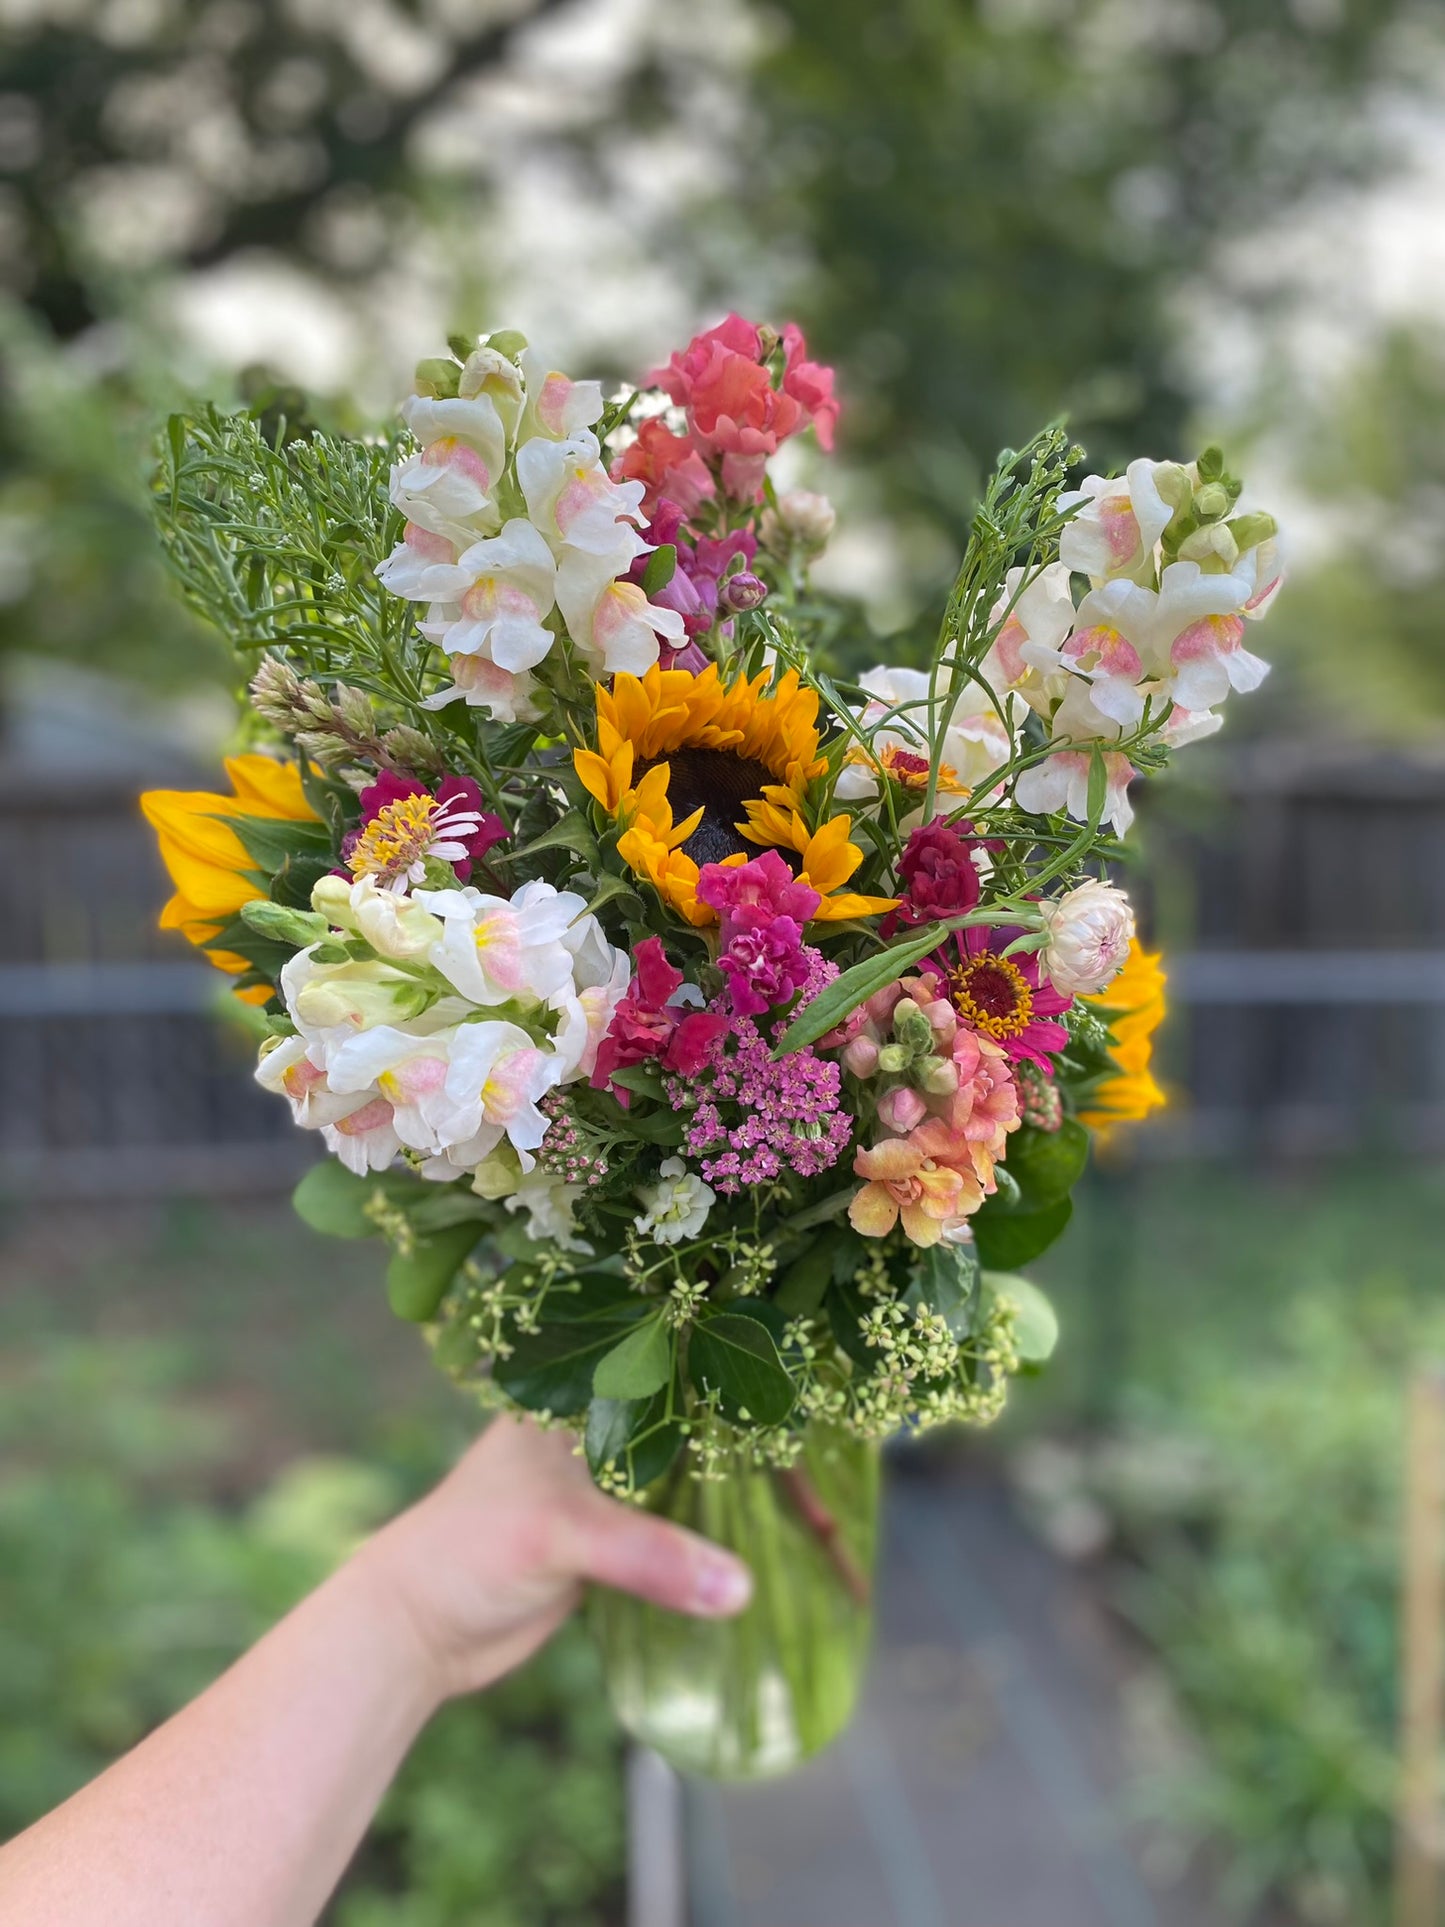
[591,937,727,1100]
[649,313,840,500]
[698,851,822,1018]
[613,418,715,518]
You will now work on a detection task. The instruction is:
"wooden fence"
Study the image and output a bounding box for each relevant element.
[1,738,1443,1196]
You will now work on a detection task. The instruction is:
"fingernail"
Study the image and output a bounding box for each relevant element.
[695,1554,753,1616]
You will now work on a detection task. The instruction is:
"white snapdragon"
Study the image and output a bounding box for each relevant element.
[634,1157,716,1245]
[982,562,1076,711]
[410,521,559,675]
[377,343,679,719]
[1038,881,1136,996]
[416,879,588,1007]
[258,878,630,1186]
[516,429,647,557]
[1059,459,1181,583]
[555,546,686,675]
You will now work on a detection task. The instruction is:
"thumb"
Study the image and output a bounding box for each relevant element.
[562,1486,753,1618]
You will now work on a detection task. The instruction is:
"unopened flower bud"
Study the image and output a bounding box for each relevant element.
[311,873,355,928]
[413,357,461,400]
[1227,510,1276,556]
[1177,521,1239,571]
[843,1037,880,1078]
[719,571,769,615]
[918,1055,958,1096]
[876,1042,908,1075]
[878,1085,927,1133]
[777,488,836,548]
[1192,481,1231,521]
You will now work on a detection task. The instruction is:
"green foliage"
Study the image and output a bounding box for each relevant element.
[0,1336,624,1926]
[750,0,1426,553]
[687,1313,796,1427]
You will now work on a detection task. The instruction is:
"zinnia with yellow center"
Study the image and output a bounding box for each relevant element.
[574,663,897,927]
[1079,940,1168,1133]
[141,754,317,1004]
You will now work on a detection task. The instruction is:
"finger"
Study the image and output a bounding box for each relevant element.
[563,1491,753,1619]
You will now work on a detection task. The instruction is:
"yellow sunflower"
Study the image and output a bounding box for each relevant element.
[1080,940,1168,1134]
[141,754,318,1004]
[574,664,897,927]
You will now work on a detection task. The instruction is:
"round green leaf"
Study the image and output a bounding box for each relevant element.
[982,1271,1059,1363]
[387,1222,484,1323]
[994,1119,1089,1212]
[292,1160,381,1239]
[973,1194,1073,1269]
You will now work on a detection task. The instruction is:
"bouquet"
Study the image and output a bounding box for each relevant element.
[143,315,1279,1778]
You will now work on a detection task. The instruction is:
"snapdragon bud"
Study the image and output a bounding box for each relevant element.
[1192,481,1232,521]
[311,873,356,929]
[876,1042,908,1075]
[295,963,432,1031]
[719,571,769,615]
[918,1055,959,1096]
[1227,510,1277,556]
[1178,521,1240,571]
[413,357,461,400]
[777,488,836,548]
[471,1142,524,1199]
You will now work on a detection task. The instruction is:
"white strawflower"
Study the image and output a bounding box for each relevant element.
[634,1157,715,1246]
[1039,881,1136,995]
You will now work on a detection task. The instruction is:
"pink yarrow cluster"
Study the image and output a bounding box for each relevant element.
[666,994,851,1195]
[616,313,839,506]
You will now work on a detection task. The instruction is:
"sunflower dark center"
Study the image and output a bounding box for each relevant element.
[638,748,777,867]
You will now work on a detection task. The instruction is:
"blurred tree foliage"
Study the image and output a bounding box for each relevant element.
[0,0,565,336]
[1269,324,1445,730]
[745,0,1437,551]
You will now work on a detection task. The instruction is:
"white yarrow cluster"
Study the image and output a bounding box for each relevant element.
[376,339,684,722]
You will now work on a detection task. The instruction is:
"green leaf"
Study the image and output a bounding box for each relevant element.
[973,1195,1073,1269]
[270,853,334,910]
[387,1222,484,1323]
[995,1119,1089,1212]
[593,1315,673,1401]
[642,544,677,595]
[687,1313,795,1426]
[774,914,984,1056]
[511,811,599,864]
[908,1240,980,1336]
[1085,746,1107,826]
[983,1271,1059,1363]
[292,1160,386,1239]
[623,1108,685,1147]
[585,1390,683,1490]
[240,899,328,947]
[609,1063,665,1098]
[585,873,646,923]
[775,1227,848,1315]
[220,812,335,875]
[496,1282,645,1415]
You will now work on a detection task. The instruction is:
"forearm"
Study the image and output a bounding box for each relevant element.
[0,1554,440,1927]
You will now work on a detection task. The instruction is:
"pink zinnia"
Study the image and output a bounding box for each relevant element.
[933,924,1072,1072]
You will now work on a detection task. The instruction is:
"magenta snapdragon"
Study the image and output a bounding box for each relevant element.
[697,850,821,1020]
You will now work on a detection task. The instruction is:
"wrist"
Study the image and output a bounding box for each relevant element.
[337,1533,453,1720]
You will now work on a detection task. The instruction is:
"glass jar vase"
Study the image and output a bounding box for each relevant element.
[589,1424,879,1780]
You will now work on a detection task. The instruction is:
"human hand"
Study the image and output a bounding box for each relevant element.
[349,1416,752,1705]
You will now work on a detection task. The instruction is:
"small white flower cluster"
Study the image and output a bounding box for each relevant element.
[256,872,630,1250]
[375,337,684,722]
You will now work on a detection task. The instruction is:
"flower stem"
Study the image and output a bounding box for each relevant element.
[774,1464,872,1606]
